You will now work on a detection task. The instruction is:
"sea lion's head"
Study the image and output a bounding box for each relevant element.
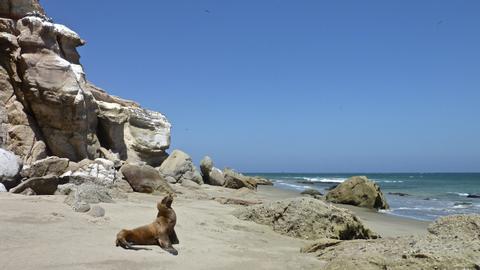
[159,194,174,209]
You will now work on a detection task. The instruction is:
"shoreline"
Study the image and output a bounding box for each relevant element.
[256,185,430,237]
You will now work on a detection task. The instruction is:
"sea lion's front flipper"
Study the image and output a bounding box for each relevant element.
[158,235,178,255]
[169,229,179,245]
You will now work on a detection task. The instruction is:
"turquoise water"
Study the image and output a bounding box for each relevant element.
[246,173,480,221]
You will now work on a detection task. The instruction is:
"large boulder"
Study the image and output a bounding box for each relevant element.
[20,156,69,178]
[120,163,174,194]
[234,197,377,240]
[247,176,273,186]
[326,176,389,210]
[199,156,213,180]
[158,150,203,184]
[199,156,226,186]
[208,167,226,186]
[223,168,256,190]
[9,175,58,195]
[0,148,22,189]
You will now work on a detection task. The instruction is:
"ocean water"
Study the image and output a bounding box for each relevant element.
[246,173,480,221]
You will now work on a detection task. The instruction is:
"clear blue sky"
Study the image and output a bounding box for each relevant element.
[42,1,480,172]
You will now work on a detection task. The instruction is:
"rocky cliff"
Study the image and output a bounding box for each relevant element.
[0,0,170,167]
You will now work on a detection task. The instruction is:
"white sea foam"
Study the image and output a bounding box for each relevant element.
[378,180,404,183]
[295,177,346,183]
[448,192,469,197]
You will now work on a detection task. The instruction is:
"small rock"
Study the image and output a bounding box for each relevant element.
[301,188,323,196]
[72,201,90,213]
[87,205,105,217]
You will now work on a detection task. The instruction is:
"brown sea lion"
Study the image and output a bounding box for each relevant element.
[115,195,179,255]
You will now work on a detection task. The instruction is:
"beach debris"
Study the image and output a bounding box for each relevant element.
[234,197,378,240]
[326,176,389,209]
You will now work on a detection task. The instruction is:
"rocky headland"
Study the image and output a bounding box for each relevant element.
[0,1,479,270]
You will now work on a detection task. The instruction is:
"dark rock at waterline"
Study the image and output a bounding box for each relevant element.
[301,189,323,197]
[325,184,339,191]
[387,192,410,197]
[297,180,314,184]
[467,194,480,199]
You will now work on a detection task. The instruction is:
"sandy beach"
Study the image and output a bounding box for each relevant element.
[0,185,429,270]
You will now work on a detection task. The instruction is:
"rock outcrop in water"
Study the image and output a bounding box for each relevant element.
[326,176,389,210]
[0,0,170,167]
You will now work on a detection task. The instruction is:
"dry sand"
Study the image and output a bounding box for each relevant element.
[0,185,429,270]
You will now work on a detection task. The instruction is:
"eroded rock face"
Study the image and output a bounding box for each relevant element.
[305,214,480,270]
[0,0,45,20]
[158,149,203,184]
[234,197,378,240]
[120,163,173,194]
[326,176,389,210]
[0,4,171,167]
